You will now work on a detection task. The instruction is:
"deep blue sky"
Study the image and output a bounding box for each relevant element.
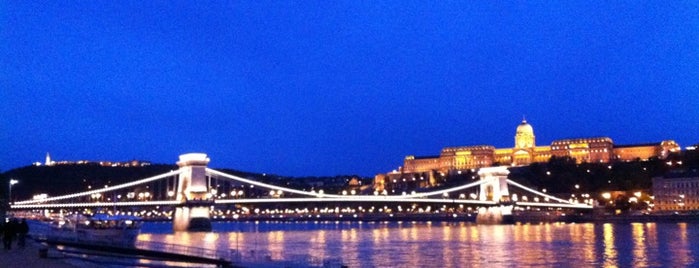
[2,2,698,176]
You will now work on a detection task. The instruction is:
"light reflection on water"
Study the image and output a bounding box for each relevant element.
[137,221,699,267]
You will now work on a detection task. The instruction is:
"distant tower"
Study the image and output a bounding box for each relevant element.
[45,152,52,166]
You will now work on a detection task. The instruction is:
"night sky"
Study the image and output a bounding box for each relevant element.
[2,2,698,176]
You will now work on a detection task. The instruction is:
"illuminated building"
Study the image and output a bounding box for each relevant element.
[652,170,699,211]
[551,138,613,163]
[374,119,681,191]
[45,152,54,166]
[614,140,680,161]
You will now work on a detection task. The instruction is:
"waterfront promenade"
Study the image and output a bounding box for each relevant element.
[1,239,76,268]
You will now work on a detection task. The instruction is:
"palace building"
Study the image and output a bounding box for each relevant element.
[374,119,680,191]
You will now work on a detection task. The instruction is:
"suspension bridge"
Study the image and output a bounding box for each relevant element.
[10,153,592,229]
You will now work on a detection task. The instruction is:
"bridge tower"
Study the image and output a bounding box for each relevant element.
[477,166,510,202]
[173,153,213,232]
[476,166,512,224]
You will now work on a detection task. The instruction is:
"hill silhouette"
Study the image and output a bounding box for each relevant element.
[0,163,367,202]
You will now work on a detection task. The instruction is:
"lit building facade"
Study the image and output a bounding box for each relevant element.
[614,140,681,161]
[652,170,699,211]
[551,137,614,163]
[374,119,681,191]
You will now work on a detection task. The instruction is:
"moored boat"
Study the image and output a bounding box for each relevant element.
[29,213,142,246]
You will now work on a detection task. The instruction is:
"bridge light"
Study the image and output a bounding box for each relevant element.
[238,190,244,196]
[374,191,379,196]
[442,193,449,198]
[574,184,580,189]
[542,189,547,193]
[168,191,175,197]
[342,190,348,195]
[350,190,356,195]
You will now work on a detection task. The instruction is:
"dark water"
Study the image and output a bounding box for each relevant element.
[136,221,699,267]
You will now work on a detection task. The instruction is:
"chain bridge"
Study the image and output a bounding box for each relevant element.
[11,153,592,230]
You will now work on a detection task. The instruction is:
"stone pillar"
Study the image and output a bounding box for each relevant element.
[476,166,513,224]
[173,153,213,232]
[478,166,510,202]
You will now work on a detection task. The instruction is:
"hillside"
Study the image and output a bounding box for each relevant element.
[0,164,368,202]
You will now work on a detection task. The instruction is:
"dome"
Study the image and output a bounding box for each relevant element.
[516,119,534,135]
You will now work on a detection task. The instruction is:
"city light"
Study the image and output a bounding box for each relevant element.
[9,179,18,204]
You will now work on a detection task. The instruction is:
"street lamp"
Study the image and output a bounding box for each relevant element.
[8,179,18,204]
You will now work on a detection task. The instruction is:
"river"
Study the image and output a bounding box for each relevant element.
[131,220,699,267]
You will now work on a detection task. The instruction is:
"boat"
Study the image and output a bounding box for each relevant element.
[29,213,142,246]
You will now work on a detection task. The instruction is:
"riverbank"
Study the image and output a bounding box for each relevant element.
[1,238,77,268]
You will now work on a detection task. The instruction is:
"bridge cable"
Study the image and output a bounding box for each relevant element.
[14,169,184,205]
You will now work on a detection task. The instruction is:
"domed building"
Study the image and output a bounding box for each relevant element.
[510,119,537,165]
[515,118,535,149]
[373,118,681,192]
